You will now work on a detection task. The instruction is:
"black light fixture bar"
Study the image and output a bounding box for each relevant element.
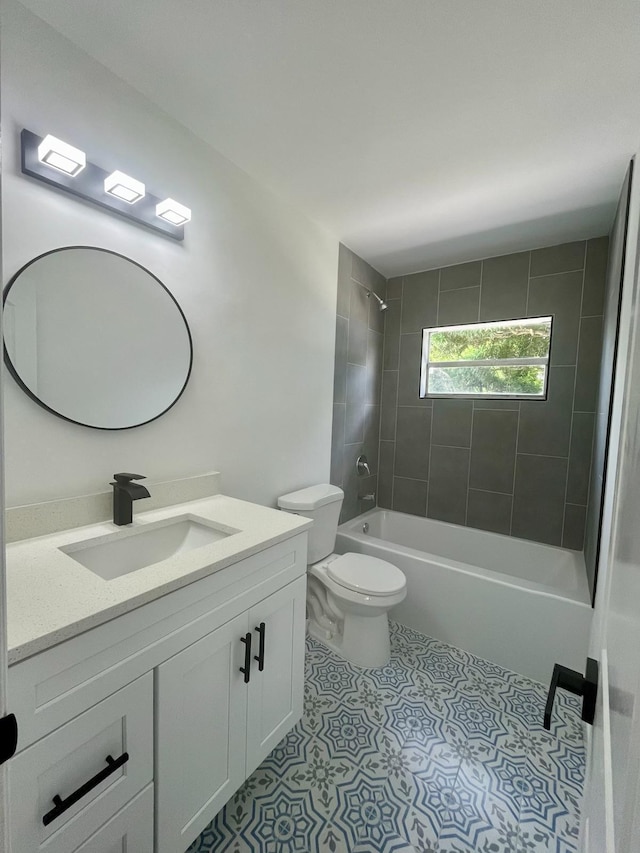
[21,129,185,242]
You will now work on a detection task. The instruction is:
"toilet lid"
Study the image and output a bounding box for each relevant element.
[327,553,406,596]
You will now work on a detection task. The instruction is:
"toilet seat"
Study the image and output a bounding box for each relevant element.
[327,553,406,597]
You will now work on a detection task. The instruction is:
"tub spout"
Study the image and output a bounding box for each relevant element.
[356,455,371,476]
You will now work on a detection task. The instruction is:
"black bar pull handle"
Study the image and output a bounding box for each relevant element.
[239,632,252,683]
[254,622,266,671]
[0,713,18,766]
[544,657,598,730]
[42,752,129,826]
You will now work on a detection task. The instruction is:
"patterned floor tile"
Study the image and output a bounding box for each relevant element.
[463,751,526,822]
[414,646,470,691]
[361,661,418,693]
[442,692,512,744]
[282,736,361,818]
[437,760,520,851]
[189,623,585,853]
[437,814,519,852]
[301,685,341,738]
[410,762,462,840]
[354,836,417,853]
[404,670,458,718]
[319,704,380,761]
[515,819,568,852]
[240,781,327,851]
[404,807,441,851]
[261,722,309,776]
[333,772,411,849]
[389,621,436,670]
[402,732,463,778]
[516,759,572,837]
[306,654,360,699]
[385,695,447,748]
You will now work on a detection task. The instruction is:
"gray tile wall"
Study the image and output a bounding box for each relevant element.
[378,238,610,549]
[331,244,386,522]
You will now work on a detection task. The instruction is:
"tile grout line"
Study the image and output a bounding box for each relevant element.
[463,259,482,526]
[562,242,588,547]
[470,485,519,497]
[390,277,404,511]
[438,282,481,293]
[465,405,475,526]
[426,270,443,518]
[510,253,532,535]
[430,441,476,450]
[515,451,570,460]
[528,266,586,280]
[373,282,389,495]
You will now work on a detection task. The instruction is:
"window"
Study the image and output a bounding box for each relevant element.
[420,316,552,399]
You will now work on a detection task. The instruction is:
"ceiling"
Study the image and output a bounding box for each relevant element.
[17,0,640,276]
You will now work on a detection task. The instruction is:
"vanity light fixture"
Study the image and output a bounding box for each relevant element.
[156,198,191,226]
[104,170,146,204]
[37,134,86,176]
[21,129,188,241]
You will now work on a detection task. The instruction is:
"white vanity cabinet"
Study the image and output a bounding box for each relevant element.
[7,530,308,853]
[156,577,306,853]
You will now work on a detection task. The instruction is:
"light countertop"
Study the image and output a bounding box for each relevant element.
[6,495,310,664]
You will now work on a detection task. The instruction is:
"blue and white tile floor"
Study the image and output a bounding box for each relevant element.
[188,622,585,852]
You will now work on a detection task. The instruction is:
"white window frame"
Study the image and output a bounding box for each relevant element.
[420,315,553,400]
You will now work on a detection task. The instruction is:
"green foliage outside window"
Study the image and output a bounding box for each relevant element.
[425,318,551,396]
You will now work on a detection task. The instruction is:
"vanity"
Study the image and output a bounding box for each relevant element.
[5,490,310,853]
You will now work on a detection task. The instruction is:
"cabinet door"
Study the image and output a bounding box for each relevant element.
[155,612,249,853]
[246,576,306,774]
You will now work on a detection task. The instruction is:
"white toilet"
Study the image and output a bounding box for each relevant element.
[277,484,406,668]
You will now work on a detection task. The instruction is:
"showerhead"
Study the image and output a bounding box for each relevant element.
[366,290,388,312]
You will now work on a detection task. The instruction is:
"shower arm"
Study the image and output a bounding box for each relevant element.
[359,283,388,312]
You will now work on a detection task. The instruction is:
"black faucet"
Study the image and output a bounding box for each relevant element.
[110,473,151,526]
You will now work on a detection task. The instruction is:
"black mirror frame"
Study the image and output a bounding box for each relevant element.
[2,245,194,430]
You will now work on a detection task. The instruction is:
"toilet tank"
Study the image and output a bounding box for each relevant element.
[277,484,344,564]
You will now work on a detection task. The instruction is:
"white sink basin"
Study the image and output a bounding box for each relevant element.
[61,515,239,580]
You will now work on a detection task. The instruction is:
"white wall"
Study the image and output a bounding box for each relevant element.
[1,0,338,508]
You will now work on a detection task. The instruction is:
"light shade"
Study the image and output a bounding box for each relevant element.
[156,198,191,225]
[104,170,145,204]
[37,134,86,176]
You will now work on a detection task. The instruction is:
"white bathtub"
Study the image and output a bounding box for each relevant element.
[335,509,592,683]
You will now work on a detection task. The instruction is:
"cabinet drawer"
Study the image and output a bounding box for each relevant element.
[9,673,153,853]
[72,784,153,853]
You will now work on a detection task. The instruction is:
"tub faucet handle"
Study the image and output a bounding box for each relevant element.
[356,455,371,476]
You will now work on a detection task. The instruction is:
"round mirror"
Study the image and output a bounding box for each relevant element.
[3,247,193,429]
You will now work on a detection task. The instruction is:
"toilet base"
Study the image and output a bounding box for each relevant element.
[308,611,391,668]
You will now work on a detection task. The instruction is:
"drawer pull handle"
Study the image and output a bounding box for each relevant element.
[254,622,266,671]
[42,752,129,826]
[239,632,252,684]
